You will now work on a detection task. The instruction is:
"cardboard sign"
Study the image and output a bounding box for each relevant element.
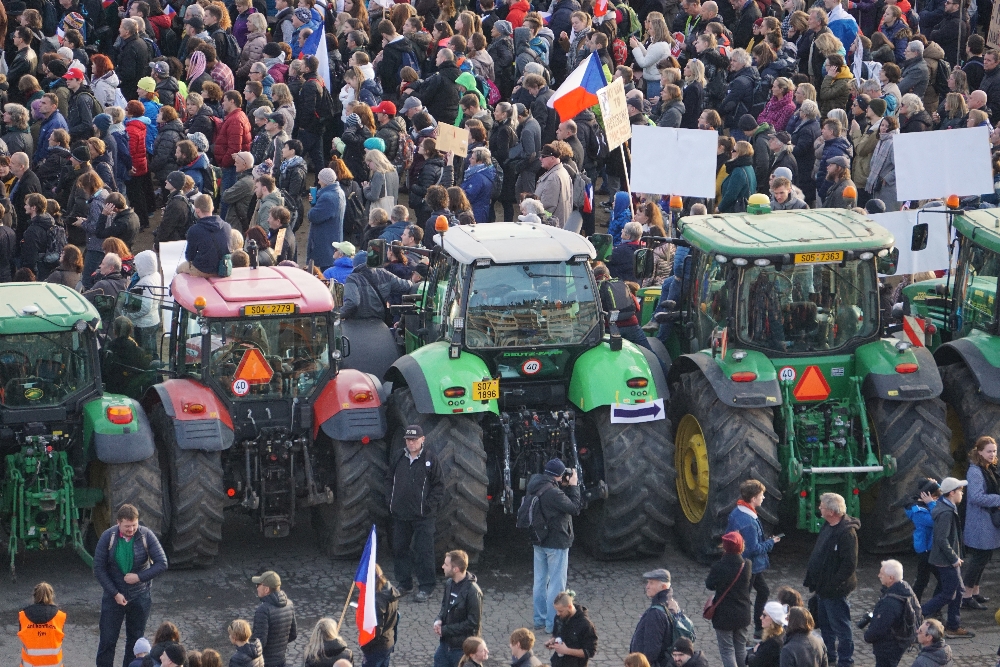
[597,78,631,151]
[629,126,719,198]
[989,0,1000,49]
[893,127,993,201]
[436,124,470,158]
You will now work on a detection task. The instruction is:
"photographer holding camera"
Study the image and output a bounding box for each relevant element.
[526,459,583,634]
[862,559,921,667]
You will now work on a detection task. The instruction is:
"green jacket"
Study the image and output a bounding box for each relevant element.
[718,156,756,213]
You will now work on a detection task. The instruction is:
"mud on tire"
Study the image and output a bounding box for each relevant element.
[88,454,165,548]
[940,362,1000,460]
[313,437,389,558]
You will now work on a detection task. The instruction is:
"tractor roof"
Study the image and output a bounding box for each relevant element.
[953,209,1000,254]
[678,209,895,256]
[0,282,99,334]
[172,266,335,318]
[438,222,596,265]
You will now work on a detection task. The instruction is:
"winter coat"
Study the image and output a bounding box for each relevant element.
[780,631,828,667]
[803,515,860,599]
[530,86,560,145]
[629,589,677,667]
[608,241,639,281]
[930,13,967,67]
[719,66,759,129]
[758,92,797,132]
[906,501,936,553]
[461,163,495,223]
[375,116,405,166]
[705,552,752,631]
[215,108,252,168]
[410,157,453,215]
[222,171,256,231]
[184,214,232,275]
[436,572,484,648]
[304,637,352,667]
[880,20,910,63]
[867,131,898,210]
[748,636,783,667]
[387,444,444,519]
[81,188,110,253]
[550,605,597,667]
[92,524,167,605]
[117,35,151,100]
[815,136,853,201]
[157,191,193,244]
[632,39,674,82]
[680,83,704,128]
[252,190,284,229]
[307,182,345,269]
[850,118,880,187]
[656,100,685,128]
[92,71,121,109]
[377,36,419,93]
[508,116,541,173]
[229,639,264,667]
[2,128,32,158]
[127,250,162,329]
[524,473,582,549]
[96,208,139,248]
[185,105,218,144]
[252,590,297,667]
[719,155,756,212]
[823,178,858,209]
[901,110,933,132]
[413,61,463,126]
[364,169,399,210]
[898,55,930,97]
[342,124,373,183]
[46,267,81,290]
[237,30,267,79]
[180,153,213,194]
[909,642,954,667]
[771,194,809,210]
[819,67,853,118]
[534,162,573,229]
[963,463,1000,549]
[732,0,762,48]
[149,119,186,183]
[863,579,918,654]
[726,505,774,574]
[323,256,354,284]
[507,0,530,27]
[35,111,68,163]
[342,265,413,319]
[20,212,56,278]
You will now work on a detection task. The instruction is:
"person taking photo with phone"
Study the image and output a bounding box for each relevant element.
[726,479,782,640]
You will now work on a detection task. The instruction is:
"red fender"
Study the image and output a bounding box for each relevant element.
[144,378,235,430]
[313,369,385,441]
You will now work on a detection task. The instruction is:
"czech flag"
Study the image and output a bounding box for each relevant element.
[354,526,378,646]
[594,0,607,18]
[101,0,115,8]
[582,181,593,213]
[546,53,607,122]
[164,4,176,16]
[300,18,331,91]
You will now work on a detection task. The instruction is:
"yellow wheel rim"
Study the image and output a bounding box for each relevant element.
[676,414,710,523]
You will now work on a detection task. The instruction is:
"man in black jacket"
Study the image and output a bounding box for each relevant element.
[803,492,860,667]
[64,69,97,142]
[630,569,685,667]
[19,193,54,280]
[434,550,483,667]
[921,477,973,638]
[526,458,582,634]
[9,153,41,244]
[251,570,297,667]
[411,49,463,126]
[375,20,419,101]
[545,592,598,667]
[116,19,150,102]
[525,74,559,146]
[294,56,327,175]
[387,424,444,603]
[864,559,919,667]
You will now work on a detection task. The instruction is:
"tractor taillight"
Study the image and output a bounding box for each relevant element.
[183,402,205,414]
[443,387,466,398]
[227,488,237,497]
[361,436,371,444]
[730,371,757,382]
[895,363,918,374]
[350,390,374,403]
[626,377,648,388]
[106,405,133,425]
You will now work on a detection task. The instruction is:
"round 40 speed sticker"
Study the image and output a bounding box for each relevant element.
[521,359,542,375]
[779,366,796,383]
[232,378,250,396]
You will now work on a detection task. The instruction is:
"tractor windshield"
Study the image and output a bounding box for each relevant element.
[464,262,600,348]
[955,240,1000,336]
[737,259,879,353]
[203,316,331,399]
[0,331,95,406]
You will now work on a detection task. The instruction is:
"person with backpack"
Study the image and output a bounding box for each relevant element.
[863,559,921,667]
[375,19,420,102]
[19,192,60,281]
[116,18,151,102]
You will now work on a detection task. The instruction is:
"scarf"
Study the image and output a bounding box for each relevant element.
[737,499,757,515]
[280,155,306,173]
[187,51,206,83]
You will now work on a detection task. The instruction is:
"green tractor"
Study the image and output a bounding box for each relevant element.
[633,207,952,561]
[901,206,1000,463]
[0,283,159,578]
[368,222,674,561]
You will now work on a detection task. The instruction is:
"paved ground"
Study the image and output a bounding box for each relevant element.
[1,513,999,667]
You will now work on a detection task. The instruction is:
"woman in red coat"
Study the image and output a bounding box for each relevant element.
[124,101,153,228]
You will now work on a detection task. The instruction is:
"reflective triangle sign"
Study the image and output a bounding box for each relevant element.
[793,365,830,401]
[235,348,274,384]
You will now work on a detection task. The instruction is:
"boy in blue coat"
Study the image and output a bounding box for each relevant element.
[904,478,941,602]
[726,479,781,639]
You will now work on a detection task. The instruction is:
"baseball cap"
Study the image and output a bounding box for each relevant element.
[544,458,566,476]
[332,241,356,256]
[150,61,170,77]
[404,424,424,439]
[252,570,282,588]
[137,77,156,93]
[267,112,286,126]
[642,568,671,583]
[371,100,397,116]
[626,96,643,111]
[62,69,85,80]
[400,96,422,113]
[939,477,968,494]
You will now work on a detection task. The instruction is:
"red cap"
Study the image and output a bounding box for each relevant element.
[371,101,397,116]
[63,69,85,80]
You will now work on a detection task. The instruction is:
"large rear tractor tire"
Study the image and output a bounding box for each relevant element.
[669,371,781,563]
[151,404,225,568]
[863,397,952,553]
[940,363,1000,466]
[88,454,165,549]
[313,437,389,558]
[388,387,488,562]
[581,407,676,560]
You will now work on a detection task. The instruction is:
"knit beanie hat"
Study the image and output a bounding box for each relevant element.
[739,113,759,132]
[163,644,186,666]
[868,97,887,117]
[364,137,386,152]
[494,20,513,35]
[673,638,694,656]
[71,145,91,162]
[47,60,68,77]
[187,132,209,152]
[166,171,186,191]
[94,113,112,133]
[721,530,744,554]
[345,113,361,128]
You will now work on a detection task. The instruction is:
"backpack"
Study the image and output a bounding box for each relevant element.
[112,130,133,179]
[616,1,642,37]
[142,35,162,58]
[393,128,415,180]
[84,91,104,119]
[173,92,187,121]
[598,278,636,321]
[933,58,952,96]
[209,115,224,138]
[515,485,550,543]
[490,157,504,201]
[650,604,697,652]
[41,0,58,36]
[750,75,773,117]
[343,187,365,239]
[399,47,422,79]
[317,82,336,121]
[570,167,592,209]
[887,592,922,643]
[214,28,240,70]
[42,223,68,266]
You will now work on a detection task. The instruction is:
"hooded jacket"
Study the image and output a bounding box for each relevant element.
[507,0,530,27]
[20,212,56,277]
[819,66,854,118]
[803,514,860,598]
[550,604,598,667]
[436,572,484,649]
[128,250,162,329]
[414,61,463,126]
[364,581,400,654]
[150,118,186,182]
[525,473,582,549]
[184,214,232,275]
[910,642,954,667]
[230,639,264,667]
[252,590,297,667]
[719,154,756,212]
[929,497,962,567]
[92,71,121,109]
[125,118,149,176]
[377,36,419,93]
[461,162,496,223]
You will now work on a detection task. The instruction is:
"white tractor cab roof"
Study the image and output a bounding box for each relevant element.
[437,222,597,265]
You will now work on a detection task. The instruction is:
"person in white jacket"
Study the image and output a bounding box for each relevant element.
[630,12,676,98]
[127,250,163,359]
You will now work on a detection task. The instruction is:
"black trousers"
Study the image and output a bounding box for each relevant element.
[913,550,940,602]
[962,545,994,589]
[751,571,770,633]
[392,516,436,593]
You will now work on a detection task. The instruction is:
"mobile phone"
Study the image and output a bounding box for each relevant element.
[774,533,785,539]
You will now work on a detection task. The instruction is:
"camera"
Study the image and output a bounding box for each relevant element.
[562,469,573,482]
[856,612,873,629]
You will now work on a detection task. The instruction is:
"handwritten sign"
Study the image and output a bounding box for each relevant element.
[596,78,631,151]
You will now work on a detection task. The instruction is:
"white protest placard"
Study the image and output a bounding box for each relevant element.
[989,0,1000,49]
[436,123,470,157]
[893,127,993,202]
[628,126,718,198]
[159,240,186,332]
[596,78,631,151]
[867,210,951,276]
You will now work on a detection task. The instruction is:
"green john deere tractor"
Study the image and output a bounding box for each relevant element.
[633,207,952,561]
[902,207,1000,464]
[368,222,674,561]
[0,283,159,579]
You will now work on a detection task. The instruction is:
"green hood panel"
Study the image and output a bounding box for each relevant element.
[404,342,498,415]
[568,340,660,411]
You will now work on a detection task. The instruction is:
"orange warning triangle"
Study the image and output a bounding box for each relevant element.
[235,348,274,384]
[793,365,831,402]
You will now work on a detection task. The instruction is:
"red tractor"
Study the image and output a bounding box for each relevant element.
[141,266,387,567]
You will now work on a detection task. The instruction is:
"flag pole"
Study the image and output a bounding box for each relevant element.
[338,581,356,632]
[621,143,633,216]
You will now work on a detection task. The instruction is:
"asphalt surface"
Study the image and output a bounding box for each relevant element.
[2,513,1000,667]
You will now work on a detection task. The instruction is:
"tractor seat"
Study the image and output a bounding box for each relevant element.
[784,301,818,336]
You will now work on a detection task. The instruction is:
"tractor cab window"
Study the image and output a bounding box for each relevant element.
[737,259,878,353]
[0,331,94,406]
[207,316,330,399]
[178,308,205,377]
[690,253,731,350]
[955,240,1000,336]
[464,262,599,347]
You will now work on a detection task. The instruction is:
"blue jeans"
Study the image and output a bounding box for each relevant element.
[533,545,569,632]
[922,564,963,630]
[619,324,651,350]
[816,596,854,667]
[83,249,104,290]
[96,591,152,667]
[363,648,394,667]
[220,166,237,218]
[393,516,436,593]
[434,643,464,667]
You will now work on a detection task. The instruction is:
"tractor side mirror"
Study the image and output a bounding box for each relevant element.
[366,239,386,267]
[911,223,929,251]
[633,248,653,281]
[877,247,899,276]
[588,234,613,262]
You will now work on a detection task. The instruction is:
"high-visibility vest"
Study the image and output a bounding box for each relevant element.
[18,609,66,667]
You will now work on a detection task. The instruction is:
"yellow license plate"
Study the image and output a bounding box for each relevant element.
[794,251,844,264]
[472,379,499,401]
[242,303,296,316]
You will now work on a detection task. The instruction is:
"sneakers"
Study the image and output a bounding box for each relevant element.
[414,590,430,603]
[961,597,987,610]
[945,627,976,638]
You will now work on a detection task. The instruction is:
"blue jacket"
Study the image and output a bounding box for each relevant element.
[185,214,232,275]
[35,112,69,163]
[180,153,212,193]
[461,163,495,223]
[93,525,168,601]
[142,99,162,150]
[323,255,355,284]
[905,501,936,554]
[307,182,345,269]
[726,505,774,574]
[815,137,852,200]
[608,191,632,246]
[379,220,408,244]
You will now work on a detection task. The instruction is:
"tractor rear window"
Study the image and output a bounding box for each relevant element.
[737,259,878,353]
[0,331,94,406]
[464,262,600,348]
[205,316,330,399]
[955,240,1000,336]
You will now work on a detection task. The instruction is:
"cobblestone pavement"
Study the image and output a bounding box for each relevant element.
[0,513,998,667]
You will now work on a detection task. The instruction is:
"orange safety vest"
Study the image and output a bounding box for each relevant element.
[18,609,66,667]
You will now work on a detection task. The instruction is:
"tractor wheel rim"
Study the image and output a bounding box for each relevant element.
[676,414,709,523]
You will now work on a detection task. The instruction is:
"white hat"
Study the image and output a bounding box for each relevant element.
[763,601,788,626]
[939,477,968,494]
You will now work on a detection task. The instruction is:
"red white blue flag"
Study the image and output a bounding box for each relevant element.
[594,0,607,17]
[354,526,378,646]
[164,4,176,16]
[582,181,594,213]
[547,53,608,122]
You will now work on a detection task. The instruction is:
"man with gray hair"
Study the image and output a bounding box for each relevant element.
[630,569,685,667]
[608,221,642,281]
[864,560,920,667]
[379,205,412,243]
[911,620,953,667]
[898,41,930,97]
[117,18,151,101]
[804,492,860,667]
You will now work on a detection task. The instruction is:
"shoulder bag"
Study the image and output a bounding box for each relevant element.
[703,561,746,620]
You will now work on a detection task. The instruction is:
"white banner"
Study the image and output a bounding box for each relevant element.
[629,126,718,198]
[867,210,952,276]
[893,128,993,202]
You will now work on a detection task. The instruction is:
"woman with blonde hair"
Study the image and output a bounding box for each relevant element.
[719,141,756,212]
[340,66,366,123]
[77,172,111,288]
[455,10,481,40]
[680,59,705,128]
[630,11,673,98]
[961,436,1000,609]
[363,148,400,212]
[303,618,353,667]
[747,602,787,667]
[758,76,797,131]
[270,83,295,134]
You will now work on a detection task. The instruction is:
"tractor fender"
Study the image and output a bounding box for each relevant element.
[859,342,943,401]
[314,369,387,441]
[568,340,668,411]
[143,379,235,451]
[384,342,498,415]
[667,352,783,409]
[934,338,1000,403]
[84,395,155,464]
[339,318,402,382]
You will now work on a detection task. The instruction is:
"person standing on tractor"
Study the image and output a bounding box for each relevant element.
[726,479,781,640]
[18,582,66,667]
[802,493,860,667]
[527,458,581,634]
[593,263,650,350]
[433,550,483,667]
[387,424,444,603]
[94,503,168,667]
[629,569,684,667]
